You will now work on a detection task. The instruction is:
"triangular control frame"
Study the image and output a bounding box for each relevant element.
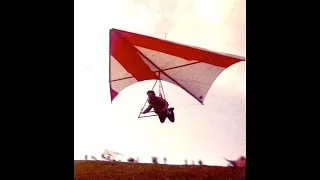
[138,79,166,118]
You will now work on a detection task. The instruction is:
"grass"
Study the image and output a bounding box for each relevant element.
[74,160,245,180]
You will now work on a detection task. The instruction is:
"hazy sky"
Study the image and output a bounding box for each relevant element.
[74,0,245,166]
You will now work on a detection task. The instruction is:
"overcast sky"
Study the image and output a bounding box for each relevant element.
[74,0,245,166]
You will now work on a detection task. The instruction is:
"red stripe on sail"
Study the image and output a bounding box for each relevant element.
[110,86,118,102]
[110,30,158,81]
[112,29,242,68]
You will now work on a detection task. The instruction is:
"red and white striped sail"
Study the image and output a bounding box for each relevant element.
[109,28,244,104]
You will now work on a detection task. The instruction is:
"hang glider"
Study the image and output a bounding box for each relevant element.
[102,149,124,160]
[109,28,244,104]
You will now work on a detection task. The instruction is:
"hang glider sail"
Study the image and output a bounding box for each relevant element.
[109,28,244,104]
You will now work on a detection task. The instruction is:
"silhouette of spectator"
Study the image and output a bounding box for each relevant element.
[85,155,88,160]
[152,157,158,164]
[198,159,203,165]
[127,157,135,162]
[163,157,167,164]
[184,159,188,165]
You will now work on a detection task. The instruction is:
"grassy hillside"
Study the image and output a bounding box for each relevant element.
[74,160,245,180]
